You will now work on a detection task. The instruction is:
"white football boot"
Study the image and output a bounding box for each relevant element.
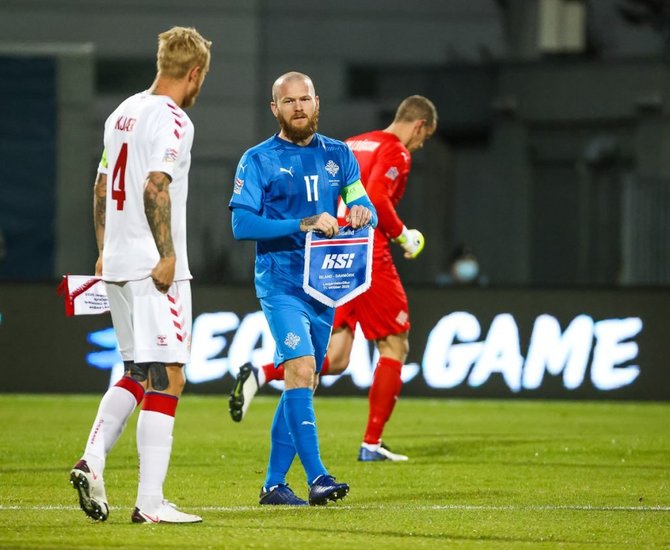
[70,459,110,521]
[131,500,202,524]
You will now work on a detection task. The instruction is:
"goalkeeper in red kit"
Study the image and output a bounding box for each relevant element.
[229,95,437,462]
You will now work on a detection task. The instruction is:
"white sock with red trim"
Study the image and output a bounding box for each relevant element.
[82,377,144,475]
[135,392,178,513]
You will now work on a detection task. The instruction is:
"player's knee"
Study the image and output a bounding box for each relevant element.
[293,371,314,388]
[125,361,149,383]
[328,354,350,374]
[150,362,171,391]
[378,332,409,363]
[284,359,315,389]
[134,362,170,391]
[169,367,186,394]
[396,331,410,362]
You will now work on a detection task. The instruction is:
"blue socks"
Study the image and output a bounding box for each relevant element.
[284,387,328,484]
[265,387,328,488]
[264,394,296,489]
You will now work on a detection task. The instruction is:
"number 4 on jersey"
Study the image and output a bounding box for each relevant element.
[112,143,128,210]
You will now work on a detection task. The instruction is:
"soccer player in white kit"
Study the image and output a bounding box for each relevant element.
[69,26,211,524]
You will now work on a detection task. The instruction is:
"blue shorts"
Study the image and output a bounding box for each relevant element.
[260,294,334,372]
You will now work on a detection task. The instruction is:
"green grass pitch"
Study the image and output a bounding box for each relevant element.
[0,394,668,548]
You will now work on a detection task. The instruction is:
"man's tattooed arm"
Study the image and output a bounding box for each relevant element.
[299,215,320,232]
[93,173,107,253]
[300,212,338,238]
[144,171,175,259]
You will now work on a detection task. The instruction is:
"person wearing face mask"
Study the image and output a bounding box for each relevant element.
[450,245,481,284]
[229,95,438,464]
[436,243,487,286]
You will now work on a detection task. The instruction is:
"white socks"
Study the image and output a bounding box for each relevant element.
[83,385,139,474]
[135,409,175,512]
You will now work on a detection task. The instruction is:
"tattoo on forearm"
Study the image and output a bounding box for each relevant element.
[144,172,175,258]
[93,173,107,250]
[300,215,319,231]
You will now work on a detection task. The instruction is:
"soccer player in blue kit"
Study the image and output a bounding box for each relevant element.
[229,71,378,506]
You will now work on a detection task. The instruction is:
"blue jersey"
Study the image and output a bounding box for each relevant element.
[229,133,363,297]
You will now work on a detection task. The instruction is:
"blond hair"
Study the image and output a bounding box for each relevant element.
[156,26,212,79]
[394,95,438,128]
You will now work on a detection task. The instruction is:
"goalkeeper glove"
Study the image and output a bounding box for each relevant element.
[392,225,425,259]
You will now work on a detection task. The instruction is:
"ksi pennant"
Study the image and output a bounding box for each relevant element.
[303,225,373,307]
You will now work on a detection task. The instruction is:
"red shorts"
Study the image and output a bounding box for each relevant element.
[333,256,410,340]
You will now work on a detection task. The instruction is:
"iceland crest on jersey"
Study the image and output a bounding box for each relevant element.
[303,225,374,307]
[325,160,340,177]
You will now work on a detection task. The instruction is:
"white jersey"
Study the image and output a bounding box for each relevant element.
[98,91,194,282]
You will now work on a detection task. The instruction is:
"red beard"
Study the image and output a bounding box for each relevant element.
[277,110,320,143]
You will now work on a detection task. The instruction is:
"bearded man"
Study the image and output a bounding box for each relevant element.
[228,71,377,506]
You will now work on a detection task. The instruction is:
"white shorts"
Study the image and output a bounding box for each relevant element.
[106,278,192,365]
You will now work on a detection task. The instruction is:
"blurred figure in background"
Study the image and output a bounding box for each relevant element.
[436,243,488,286]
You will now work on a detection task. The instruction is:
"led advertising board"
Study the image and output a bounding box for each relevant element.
[1,284,667,399]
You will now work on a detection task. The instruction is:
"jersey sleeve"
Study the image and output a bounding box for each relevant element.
[97,148,108,175]
[147,103,191,180]
[364,141,410,239]
[97,112,114,175]
[229,151,303,239]
[228,151,264,214]
[231,208,300,240]
[341,144,361,186]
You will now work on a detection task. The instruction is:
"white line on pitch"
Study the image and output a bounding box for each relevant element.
[1,504,668,513]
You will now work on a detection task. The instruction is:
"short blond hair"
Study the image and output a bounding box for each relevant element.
[156,26,212,79]
[394,95,438,128]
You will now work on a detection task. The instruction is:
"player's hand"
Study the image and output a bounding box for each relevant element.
[300,212,339,238]
[346,205,373,229]
[392,226,425,259]
[95,254,103,277]
[151,256,176,293]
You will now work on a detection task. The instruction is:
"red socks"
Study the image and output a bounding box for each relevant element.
[262,363,285,383]
[363,357,403,444]
[320,356,331,375]
[261,356,330,383]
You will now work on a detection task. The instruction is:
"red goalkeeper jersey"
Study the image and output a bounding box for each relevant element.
[345,130,411,260]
